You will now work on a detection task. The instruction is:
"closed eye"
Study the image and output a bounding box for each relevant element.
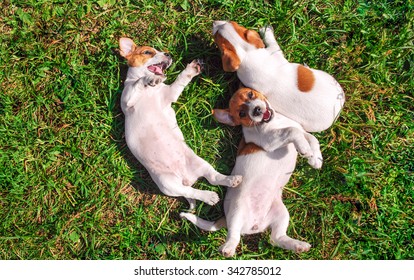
[143,50,154,55]
[239,111,246,118]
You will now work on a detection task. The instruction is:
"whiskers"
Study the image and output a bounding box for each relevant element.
[248,119,256,127]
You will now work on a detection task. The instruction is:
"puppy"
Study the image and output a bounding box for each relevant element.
[213,21,345,132]
[119,38,242,209]
[180,88,321,257]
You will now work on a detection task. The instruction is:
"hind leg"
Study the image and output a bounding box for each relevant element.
[219,214,243,257]
[154,174,220,206]
[269,201,311,253]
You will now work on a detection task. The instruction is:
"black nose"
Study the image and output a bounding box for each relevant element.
[163,52,171,57]
[253,106,262,117]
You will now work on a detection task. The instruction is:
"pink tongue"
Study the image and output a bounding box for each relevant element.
[148,65,163,75]
[263,110,270,120]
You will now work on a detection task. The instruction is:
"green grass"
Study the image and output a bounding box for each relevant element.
[0,0,413,260]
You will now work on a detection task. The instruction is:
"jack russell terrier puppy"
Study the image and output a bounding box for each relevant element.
[119,38,242,210]
[180,88,322,257]
[213,20,345,132]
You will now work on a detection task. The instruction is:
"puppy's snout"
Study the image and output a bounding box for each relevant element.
[213,20,227,28]
[163,52,171,58]
[253,106,262,117]
[213,20,227,34]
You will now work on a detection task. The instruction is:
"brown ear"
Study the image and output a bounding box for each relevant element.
[245,30,265,48]
[212,109,237,126]
[214,32,241,72]
[222,48,241,72]
[119,38,136,58]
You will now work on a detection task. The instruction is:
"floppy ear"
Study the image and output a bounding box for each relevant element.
[222,48,241,72]
[245,30,265,48]
[214,32,241,72]
[119,38,136,58]
[212,109,237,126]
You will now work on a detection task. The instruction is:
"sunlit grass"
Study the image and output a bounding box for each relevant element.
[0,0,412,259]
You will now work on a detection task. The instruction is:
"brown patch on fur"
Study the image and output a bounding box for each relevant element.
[237,137,263,156]
[229,88,267,127]
[237,137,247,151]
[126,46,157,67]
[214,32,241,72]
[229,21,265,49]
[213,22,264,72]
[297,65,315,92]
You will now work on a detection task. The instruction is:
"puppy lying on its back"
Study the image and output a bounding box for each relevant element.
[181,88,322,257]
[119,38,242,209]
[213,21,345,132]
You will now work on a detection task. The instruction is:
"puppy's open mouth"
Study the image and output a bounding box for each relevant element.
[262,108,273,123]
[148,62,169,76]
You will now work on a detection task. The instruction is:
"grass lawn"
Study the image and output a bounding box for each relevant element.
[0,0,413,260]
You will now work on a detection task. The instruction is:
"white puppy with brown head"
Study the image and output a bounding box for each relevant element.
[180,88,321,257]
[213,21,345,132]
[119,38,242,209]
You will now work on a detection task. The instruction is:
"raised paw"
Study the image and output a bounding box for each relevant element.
[307,155,323,169]
[308,143,323,169]
[143,75,164,87]
[193,58,204,73]
[201,190,220,206]
[186,59,204,77]
[228,175,242,188]
[259,25,274,37]
[297,144,313,159]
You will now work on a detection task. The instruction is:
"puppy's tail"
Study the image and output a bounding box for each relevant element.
[180,212,226,231]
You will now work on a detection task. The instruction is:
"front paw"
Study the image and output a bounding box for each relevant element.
[148,76,164,87]
[308,145,323,169]
[201,190,220,206]
[228,175,242,188]
[307,155,323,169]
[297,144,322,169]
[186,59,204,77]
[297,143,313,159]
[259,25,274,37]
[144,75,164,87]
